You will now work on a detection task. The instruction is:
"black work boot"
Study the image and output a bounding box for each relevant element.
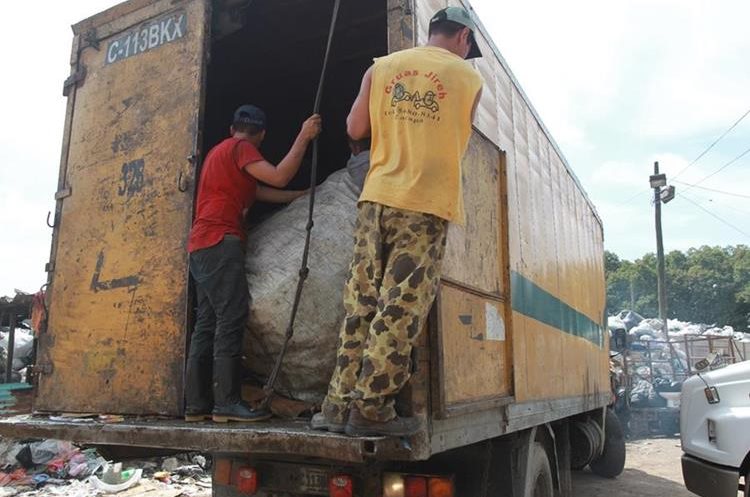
[344,407,420,437]
[184,357,214,422]
[311,412,347,433]
[212,358,272,423]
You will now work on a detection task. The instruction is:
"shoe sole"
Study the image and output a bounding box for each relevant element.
[344,424,418,437]
[184,414,212,422]
[212,413,273,423]
[310,421,346,433]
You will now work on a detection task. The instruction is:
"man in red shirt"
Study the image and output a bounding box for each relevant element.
[186,105,321,423]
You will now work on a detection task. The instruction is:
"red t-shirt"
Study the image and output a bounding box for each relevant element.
[187,137,264,253]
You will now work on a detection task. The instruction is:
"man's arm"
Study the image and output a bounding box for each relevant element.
[244,114,321,188]
[256,185,308,204]
[346,66,373,140]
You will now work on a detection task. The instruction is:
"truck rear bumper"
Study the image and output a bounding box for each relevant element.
[681,454,739,497]
[0,415,412,463]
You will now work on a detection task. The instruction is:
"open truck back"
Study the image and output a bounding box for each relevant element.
[0,0,622,495]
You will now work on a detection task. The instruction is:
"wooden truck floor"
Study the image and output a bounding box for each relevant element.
[0,415,412,463]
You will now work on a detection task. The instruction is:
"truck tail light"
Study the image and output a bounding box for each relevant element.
[236,466,258,495]
[428,477,454,497]
[383,473,405,497]
[404,476,427,497]
[214,458,232,486]
[329,474,353,497]
[383,473,454,497]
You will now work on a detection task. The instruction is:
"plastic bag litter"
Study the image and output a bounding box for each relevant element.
[630,379,658,406]
[67,450,106,478]
[703,326,734,337]
[243,155,369,404]
[616,310,644,330]
[629,321,658,339]
[608,316,626,331]
[90,464,142,493]
[30,440,76,466]
[0,329,34,371]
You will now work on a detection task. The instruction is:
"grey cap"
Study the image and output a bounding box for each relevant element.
[430,6,482,59]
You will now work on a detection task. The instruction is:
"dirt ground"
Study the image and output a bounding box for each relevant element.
[572,437,728,497]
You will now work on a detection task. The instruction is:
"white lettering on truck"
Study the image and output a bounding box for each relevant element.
[105,10,187,65]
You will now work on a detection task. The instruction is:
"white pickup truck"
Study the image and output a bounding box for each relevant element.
[681,360,750,497]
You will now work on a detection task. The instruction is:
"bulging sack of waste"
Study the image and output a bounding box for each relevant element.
[243,157,368,404]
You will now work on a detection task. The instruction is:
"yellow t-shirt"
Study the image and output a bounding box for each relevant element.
[359,46,483,224]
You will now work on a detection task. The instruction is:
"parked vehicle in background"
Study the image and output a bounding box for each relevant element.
[681,359,750,497]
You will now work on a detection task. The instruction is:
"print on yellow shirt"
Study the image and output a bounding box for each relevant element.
[360,46,483,224]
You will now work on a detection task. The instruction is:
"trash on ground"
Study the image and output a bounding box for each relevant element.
[0,438,211,496]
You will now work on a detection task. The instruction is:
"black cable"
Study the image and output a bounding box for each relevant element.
[676,193,750,240]
[261,0,341,408]
[615,107,750,204]
[672,107,750,180]
[672,180,750,199]
[679,146,750,194]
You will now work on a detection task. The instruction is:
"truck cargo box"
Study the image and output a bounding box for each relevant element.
[5,0,610,468]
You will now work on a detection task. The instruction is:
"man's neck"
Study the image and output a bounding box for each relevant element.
[233,132,261,147]
[426,38,462,58]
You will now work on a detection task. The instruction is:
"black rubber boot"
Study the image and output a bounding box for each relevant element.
[184,357,213,422]
[344,407,420,437]
[212,358,272,423]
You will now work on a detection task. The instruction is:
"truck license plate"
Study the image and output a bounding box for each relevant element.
[300,468,328,494]
[106,11,187,65]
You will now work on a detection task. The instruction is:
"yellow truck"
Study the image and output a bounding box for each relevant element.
[0,0,623,495]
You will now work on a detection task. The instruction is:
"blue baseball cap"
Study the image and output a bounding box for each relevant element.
[233,104,267,129]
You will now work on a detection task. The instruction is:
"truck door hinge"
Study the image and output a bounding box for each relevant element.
[54,186,72,201]
[45,262,55,273]
[63,66,87,97]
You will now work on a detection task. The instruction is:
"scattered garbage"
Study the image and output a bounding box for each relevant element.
[609,310,749,438]
[0,439,211,496]
[90,464,143,493]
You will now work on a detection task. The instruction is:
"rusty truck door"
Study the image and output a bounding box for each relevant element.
[37,0,209,415]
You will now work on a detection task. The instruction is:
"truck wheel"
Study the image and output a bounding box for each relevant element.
[524,442,554,497]
[590,409,626,478]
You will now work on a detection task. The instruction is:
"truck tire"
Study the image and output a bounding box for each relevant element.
[590,409,626,478]
[524,442,554,497]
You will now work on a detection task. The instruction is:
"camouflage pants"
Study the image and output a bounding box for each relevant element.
[322,201,447,422]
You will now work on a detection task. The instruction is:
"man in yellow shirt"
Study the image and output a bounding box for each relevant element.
[313,7,483,437]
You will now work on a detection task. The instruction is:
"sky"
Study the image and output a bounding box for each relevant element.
[1,0,749,297]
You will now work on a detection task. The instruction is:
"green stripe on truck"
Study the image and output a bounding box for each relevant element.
[510,271,604,347]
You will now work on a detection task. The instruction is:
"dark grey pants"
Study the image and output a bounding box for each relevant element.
[188,235,249,361]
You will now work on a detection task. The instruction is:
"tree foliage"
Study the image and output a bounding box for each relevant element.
[606,245,750,330]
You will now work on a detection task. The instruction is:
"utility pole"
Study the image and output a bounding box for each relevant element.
[649,161,674,342]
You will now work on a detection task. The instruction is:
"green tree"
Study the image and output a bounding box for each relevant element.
[605,245,749,330]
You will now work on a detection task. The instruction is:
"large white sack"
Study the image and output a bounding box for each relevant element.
[243,154,368,404]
